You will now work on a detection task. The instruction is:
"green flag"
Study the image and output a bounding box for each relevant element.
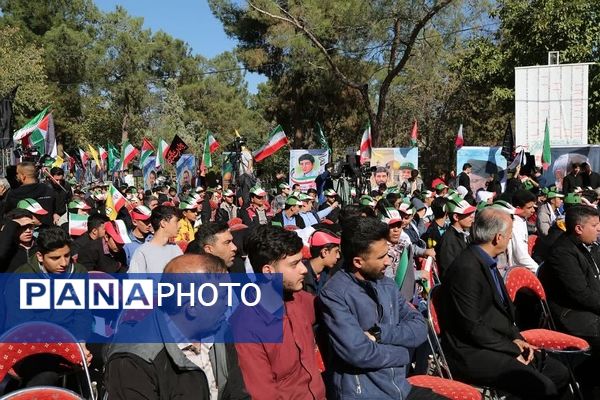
[395,248,410,289]
[315,122,331,153]
[541,118,551,170]
[107,143,120,172]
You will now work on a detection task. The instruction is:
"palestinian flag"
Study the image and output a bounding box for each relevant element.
[106,184,127,220]
[359,123,371,165]
[140,138,155,167]
[253,125,289,162]
[201,130,220,169]
[155,139,169,169]
[68,213,88,236]
[119,141,139,171]
[99,146,108,161]
[13,106,50,142]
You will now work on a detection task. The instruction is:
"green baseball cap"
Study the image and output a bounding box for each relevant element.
[547,191,564,200]
[564,193,581,205]
[285,196,302,206]
[179,197,198,210]
[359,195,376,207]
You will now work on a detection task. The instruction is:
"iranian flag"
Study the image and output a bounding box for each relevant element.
[68,213,88,236]
[201,130,220,169]
[99,146,108,161]
[359,123,372,165]
[155,139,169,169]
[455,124,464,150]
[79,148,89,168]
[253,125,289,162]
[13,107,50,142]
[140,138,155,167]
[119,141,139,171]
[106,184,127,220]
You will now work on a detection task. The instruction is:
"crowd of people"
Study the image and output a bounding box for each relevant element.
[1,159,600,400]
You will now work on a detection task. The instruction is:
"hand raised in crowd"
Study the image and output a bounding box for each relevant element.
[0,185,7,198]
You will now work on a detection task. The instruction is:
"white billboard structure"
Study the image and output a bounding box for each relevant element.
[515,63,592,163]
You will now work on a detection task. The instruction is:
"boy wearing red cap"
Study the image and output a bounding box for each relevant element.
[124,205,153,265]
[303,229,341,295]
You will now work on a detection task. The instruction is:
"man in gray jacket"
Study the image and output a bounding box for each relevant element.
[536,190,564,237]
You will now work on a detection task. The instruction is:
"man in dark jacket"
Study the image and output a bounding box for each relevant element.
[105,254,249,400]
[581,162,600,189]
[539,205,600,398]
[46,167,72,217]
[239,186,269,227]
[440,207,569,399]
[4,162,57,225]
[76,220,128,273]
[436,195,475,280]
[457,163,472,199]
[562,162,583,194]
[319,217,443,400]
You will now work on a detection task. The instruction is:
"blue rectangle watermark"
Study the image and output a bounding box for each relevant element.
[1,273,283,344]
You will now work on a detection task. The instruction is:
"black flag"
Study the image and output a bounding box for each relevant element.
[0,87,18,149]
[165,134,189,165]
[501,120,514,162]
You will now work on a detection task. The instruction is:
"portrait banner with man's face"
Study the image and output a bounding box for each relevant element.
[176,154,196,193]
[369,148,419,189]
[289,149,329,191]
[541,145,600,191]
[456,147,507,194]
[143,156,157,191]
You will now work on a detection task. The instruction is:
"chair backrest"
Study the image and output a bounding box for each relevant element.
[428,285,442,336]
[528,235,538,256]
[504,266,546,302]
[0,322,84,382]
[1,386,84,399]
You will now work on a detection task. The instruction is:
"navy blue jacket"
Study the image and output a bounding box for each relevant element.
[318,268,428,399]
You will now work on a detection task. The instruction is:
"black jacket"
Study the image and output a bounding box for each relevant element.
[458,172,471,194]
[582,171,600,189]
[73,235,127,273]
[0,220,37,272]
[437,226,469,280]
[270,211,306,229]
[4,182,57,225]
[48,180,72,216]
[439,246,522,382]
[539,234,600,337]
[562,173,583,194]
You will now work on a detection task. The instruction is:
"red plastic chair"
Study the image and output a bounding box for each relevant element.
[408,375,481,400]
[0,322,94,399]
[504,267,590,352]
[527,235,538,256]
[0,386,83,399]
[427,286,499,399]
[505,267,590,399]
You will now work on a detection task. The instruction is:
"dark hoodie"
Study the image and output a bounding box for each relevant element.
[4,182,56,225]
[0,220,37,272]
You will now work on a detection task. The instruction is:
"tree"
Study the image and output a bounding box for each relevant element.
[0,26,49,123]
[455,0,600,143]
[210,0,456,146]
